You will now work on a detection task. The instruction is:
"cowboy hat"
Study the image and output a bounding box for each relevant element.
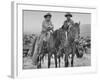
[65,12,72,17]
[44,13,52,18]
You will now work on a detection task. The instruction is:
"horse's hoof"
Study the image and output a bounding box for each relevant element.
[65,63,68,67]
[32,65,37,69]
[71,65,74,67]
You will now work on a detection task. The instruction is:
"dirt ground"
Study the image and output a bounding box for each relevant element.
[23,49,91,69]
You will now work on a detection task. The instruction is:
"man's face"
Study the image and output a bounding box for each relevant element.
[45,16,51,21]
[67,16,71,20]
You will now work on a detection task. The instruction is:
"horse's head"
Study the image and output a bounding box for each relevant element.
[72,22,84,58]
[73,22,80,42]
[66,21,80,45]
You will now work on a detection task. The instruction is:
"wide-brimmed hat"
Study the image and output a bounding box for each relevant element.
[44,13,52,18]
[65,12,72,17]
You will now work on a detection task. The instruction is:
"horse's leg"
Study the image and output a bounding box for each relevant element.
[71,44,75,67]
[41,53,44,63]
[58,56,60,67]
[65,53,69,67]
[39,55,42,68]
[37,55,41,68]
[71,53,74,67]
[37,56,40,68]
[48,53,51,68]
[54,53,57,68]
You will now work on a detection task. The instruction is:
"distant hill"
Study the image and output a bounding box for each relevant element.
[80,24,91,38]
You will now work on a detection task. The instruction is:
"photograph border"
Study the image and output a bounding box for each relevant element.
[11,1,97,78]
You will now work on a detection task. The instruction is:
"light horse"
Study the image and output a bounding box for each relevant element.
[63,22,83,67]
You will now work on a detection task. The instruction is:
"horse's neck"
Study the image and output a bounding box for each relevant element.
[48,32,54,42]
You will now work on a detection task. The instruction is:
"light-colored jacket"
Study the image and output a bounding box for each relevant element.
[42,20,54,33]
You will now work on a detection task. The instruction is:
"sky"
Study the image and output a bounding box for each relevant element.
[23,10,91,34]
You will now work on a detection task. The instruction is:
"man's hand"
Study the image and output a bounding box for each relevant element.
[47,27,53,31]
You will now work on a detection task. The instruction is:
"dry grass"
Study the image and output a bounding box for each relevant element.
[23,49,91,69]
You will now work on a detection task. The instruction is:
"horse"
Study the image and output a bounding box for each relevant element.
[37,28,65,68]
[47,26,70,68]
[34,28,58,68]
[46,30,58,68]
[37,26,69,68]
[36,40,49,68]
[63,22,84,67]
[53,28,67,67]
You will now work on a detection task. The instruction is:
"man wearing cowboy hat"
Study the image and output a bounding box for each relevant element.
[32,13,54,65]
[42,13,54,34]
[41,13,54,43]
[40,12,54,49]
[62,12,74,31]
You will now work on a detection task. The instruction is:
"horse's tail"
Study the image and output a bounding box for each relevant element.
[31,37,37,56]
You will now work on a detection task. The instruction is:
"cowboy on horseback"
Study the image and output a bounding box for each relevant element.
[63,12,80,41]
[32,13,54,66]
[62,12,82,67]
[41,13,54,41]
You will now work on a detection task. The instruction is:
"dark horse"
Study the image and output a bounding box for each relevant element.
[46,28,67,68]
[47,31,58,68]
[53,28,66,67]
[63,22,84,67]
